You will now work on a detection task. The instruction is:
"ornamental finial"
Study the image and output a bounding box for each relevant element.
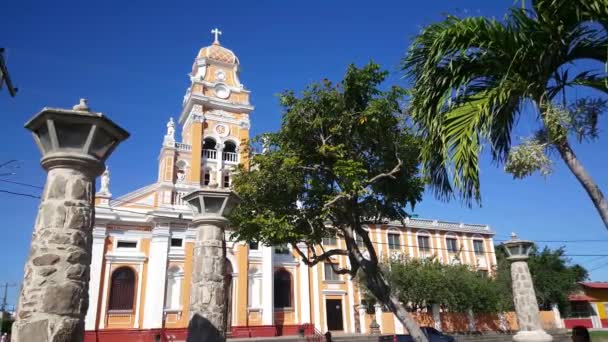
[211,28,222,44]
[510,232,518,240]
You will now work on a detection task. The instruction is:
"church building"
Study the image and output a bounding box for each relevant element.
[84,31,497,340]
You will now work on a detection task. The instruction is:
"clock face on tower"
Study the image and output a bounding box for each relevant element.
[215,69,226,81]
[214,84,230,99]
[215,123,229,137]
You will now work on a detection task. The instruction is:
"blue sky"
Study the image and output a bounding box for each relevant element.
[1,0,607,307]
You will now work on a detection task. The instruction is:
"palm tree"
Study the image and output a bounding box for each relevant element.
[403,0,608,229]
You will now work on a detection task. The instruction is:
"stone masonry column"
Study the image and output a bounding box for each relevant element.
[14,100,129,342]
[503,234,552,342]
[13,166,98,342]
[183,189,240,342]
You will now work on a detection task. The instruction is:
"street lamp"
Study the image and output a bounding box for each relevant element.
[502,233,553,342]
[12,99,128,342]
[184,189,240,342]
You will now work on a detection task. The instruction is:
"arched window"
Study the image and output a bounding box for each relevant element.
[387,229,400,250]
[274,268,292,309]
[165,265,183,310]
[417,231,431,257]
[224,141,237,153]
[445,233,459,254]
[108,267,136,311]
[203,138,217,159]
[472,236,485,255]
[223,141,237,162]
[203,137,217,150]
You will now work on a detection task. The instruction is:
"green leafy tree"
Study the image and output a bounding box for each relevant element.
[403,0,608,229]
[360,258,508,314]
[495,245,588,313]
[230,63,428,341]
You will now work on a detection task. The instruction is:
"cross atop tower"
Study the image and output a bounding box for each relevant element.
[211,28,222,44]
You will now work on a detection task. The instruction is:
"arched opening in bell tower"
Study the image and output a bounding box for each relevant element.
[203,137,217,159]
[223,141,237,162]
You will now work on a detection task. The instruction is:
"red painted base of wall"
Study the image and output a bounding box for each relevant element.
[602,319,608,328]
[564,318,593,329]
[85,324,318,341]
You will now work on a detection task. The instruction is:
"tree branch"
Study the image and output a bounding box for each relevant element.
[292,243,348,267]
[364,150,403,187]
[323,193,350,210]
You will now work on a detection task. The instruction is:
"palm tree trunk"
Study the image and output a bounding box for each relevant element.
[554,139,608,229]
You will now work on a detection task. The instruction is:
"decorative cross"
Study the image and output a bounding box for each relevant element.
[211,28,222,43]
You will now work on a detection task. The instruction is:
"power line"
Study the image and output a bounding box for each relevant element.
[0,179,44,189]
[2,186,608,258]
[0,189,41,199]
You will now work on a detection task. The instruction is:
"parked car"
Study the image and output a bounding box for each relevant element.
[395,327,456,342]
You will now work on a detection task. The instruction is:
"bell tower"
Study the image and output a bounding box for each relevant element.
[177,29,253,188]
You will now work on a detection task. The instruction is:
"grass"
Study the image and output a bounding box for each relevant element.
[590,330,608,341]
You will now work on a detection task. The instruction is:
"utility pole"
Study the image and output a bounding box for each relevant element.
[0,282,16,335]
[0,48,17,97]
[0,283,16,313]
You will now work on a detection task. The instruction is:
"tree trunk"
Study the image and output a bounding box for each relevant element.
[363,264,428,342]
[554,139,608,230]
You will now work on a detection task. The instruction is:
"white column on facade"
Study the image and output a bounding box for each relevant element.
[374,303,383,333]
[434,231,443,263]
[261,245,274,325]
[133,263,144,328]
[216,143,225,187]
[374,226,384,259]
[99,260,112,328]
[488,239,497,274]
[591,303,602,328]
[142,224,171,328]
[406,229,415,257]
[359,305,368,334]
[85,226,107,330]
[312,262,321,330]
[297,243,311,324]
[346,258,356,333]
[460,235,471,266]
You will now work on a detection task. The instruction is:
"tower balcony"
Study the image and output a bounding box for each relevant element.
[203,148,217,159]
[202,149,238,164]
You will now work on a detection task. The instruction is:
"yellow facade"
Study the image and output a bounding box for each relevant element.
[86,34,498,336]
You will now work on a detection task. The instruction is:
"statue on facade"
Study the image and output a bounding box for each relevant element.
[164,117,176,146]
[99,167,111,195]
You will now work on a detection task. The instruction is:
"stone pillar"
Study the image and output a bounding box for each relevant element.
[84,226,107,331]
[188,219,228,342]
[261,245,274,325]
[16,99,128,342]
[12,165,100,342]
[183,189,239,342]
[511,261,553,342]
